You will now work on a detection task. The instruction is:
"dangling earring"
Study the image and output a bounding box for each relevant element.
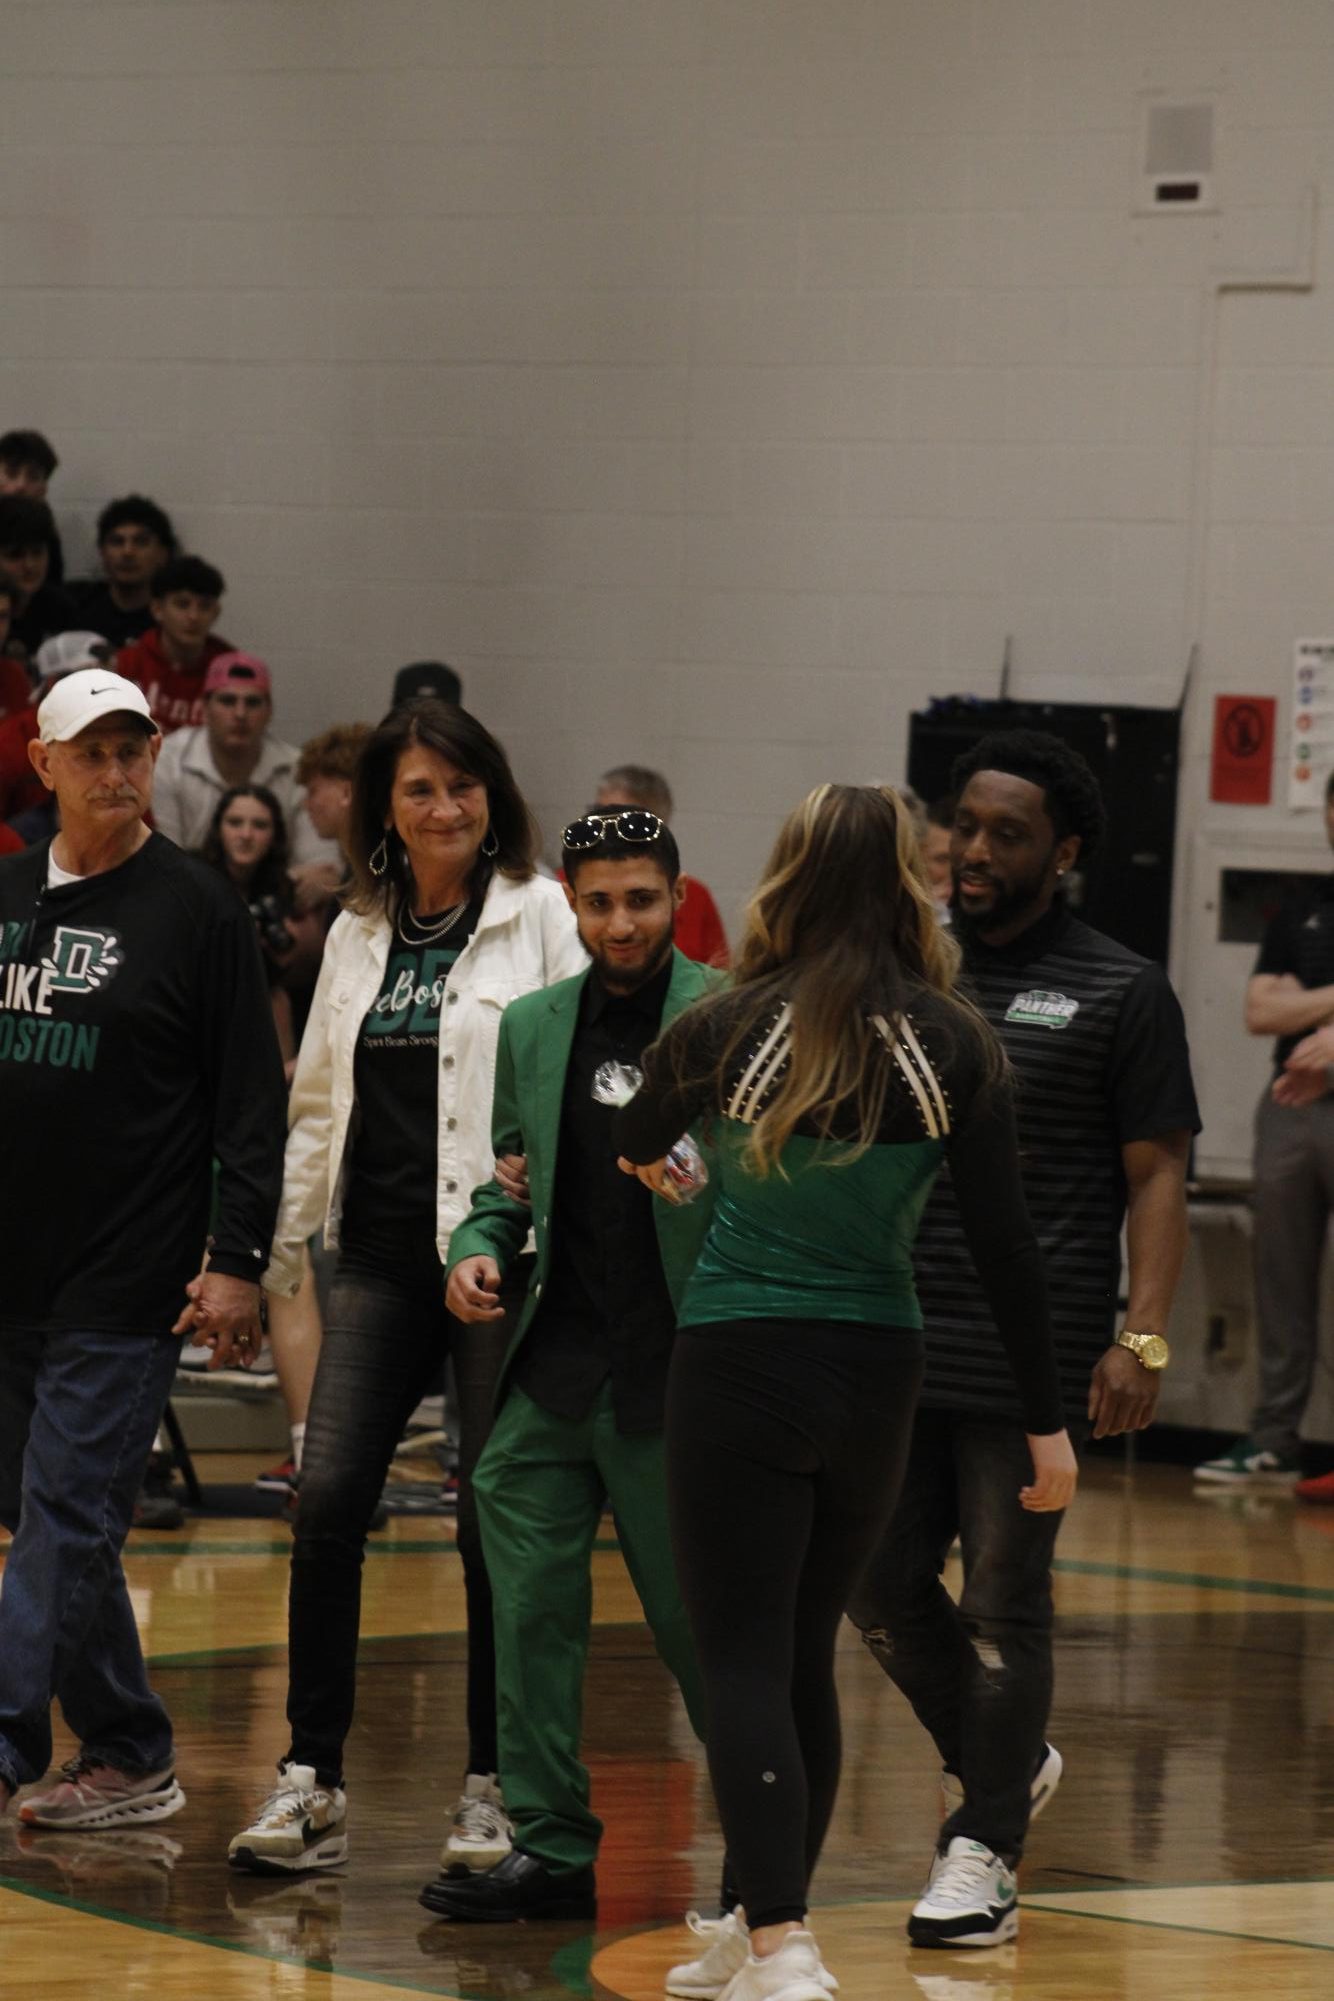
[369,836,389,877]
[481,827,499,858]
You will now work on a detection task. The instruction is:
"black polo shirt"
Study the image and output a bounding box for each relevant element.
[510,956,676,1434]
[915,901,1200,1426]
[1254,878,1334,1070]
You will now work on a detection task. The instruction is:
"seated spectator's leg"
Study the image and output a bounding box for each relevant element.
[0,1326,179,1790]
[473,1389,604,1873]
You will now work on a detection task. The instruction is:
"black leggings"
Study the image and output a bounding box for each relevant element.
[665,1321,922,1929]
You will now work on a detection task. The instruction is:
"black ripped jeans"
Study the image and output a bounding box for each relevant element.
[846,1405,1066,1865]
[665,1320,923,1929]
[285,1225,530,1788]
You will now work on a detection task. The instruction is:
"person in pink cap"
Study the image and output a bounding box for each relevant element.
[152,651,337,867]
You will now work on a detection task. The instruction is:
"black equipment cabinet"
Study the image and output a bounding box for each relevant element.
[907,697,1181,967]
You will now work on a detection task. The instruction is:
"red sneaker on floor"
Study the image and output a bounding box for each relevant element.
[1295,1469,1334,1503]
[254,1457,297,1495]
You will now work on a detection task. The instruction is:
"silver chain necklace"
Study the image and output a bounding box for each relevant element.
[397,897,467,947]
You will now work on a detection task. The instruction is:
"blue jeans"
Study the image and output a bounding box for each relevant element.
[846,1406,1066,1865]
[0,1324,180,1791]
[285,1235,530,1787]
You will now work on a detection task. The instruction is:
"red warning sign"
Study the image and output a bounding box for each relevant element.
[1211,694,1275,805]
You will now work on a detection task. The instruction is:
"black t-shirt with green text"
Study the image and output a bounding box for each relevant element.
[341,903,480,1245]
[0,834,286,1334]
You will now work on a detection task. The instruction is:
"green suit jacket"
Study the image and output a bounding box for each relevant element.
[447,947,724,1400]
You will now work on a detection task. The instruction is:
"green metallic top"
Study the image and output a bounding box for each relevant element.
[678,1121,944,1334]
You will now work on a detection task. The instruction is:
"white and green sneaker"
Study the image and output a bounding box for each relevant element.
[908,1838,1018,1949]
[228,1764,347,1875]
[1193,1438,1300,1486]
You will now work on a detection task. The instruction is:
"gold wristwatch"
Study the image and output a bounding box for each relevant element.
[1116,1328,1170,1371]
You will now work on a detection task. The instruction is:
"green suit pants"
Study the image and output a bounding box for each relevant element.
[473,1382,705,1874]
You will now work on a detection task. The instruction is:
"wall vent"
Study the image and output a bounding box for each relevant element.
[1138,99,1216,212]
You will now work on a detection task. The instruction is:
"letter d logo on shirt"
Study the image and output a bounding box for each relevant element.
[42,927,125,995]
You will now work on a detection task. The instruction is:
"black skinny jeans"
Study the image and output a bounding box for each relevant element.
[846,1406,1066,1864]
[285,1227,530,1788]
[666,1320,922,1930]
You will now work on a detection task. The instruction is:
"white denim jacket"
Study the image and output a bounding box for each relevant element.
[263,870,585,1295]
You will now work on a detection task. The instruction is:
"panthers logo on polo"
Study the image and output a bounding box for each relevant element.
[1004,988,1079,1030]
[42,926,125,995]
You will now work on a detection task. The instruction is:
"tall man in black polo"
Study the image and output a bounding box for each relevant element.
[0,668,285,1830]
[849,729,1198,1949]
[420,812,718,1922]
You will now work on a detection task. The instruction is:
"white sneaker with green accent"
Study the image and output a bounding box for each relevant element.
[227,1764,347,1875]
[940,1741,1063,1821]
[441,1772,513,1872]
[908,1838,1018,1948]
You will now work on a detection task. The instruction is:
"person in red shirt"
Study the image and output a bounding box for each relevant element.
[117,554,230,733]
[0,630,118,842]
[591,764,729,968]
[0,579,33,722]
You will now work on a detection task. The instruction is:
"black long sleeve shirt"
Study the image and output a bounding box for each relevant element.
[512,956,677,1433]
[0,833,286,1334]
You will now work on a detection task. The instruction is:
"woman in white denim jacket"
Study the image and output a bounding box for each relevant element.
[230,701,586,1882]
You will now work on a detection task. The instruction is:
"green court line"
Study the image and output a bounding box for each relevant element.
[0,1874,468,1999]
[118,1536,625,1558]
[1051,1555,1334,1605]
[1028,1899,1334,1954]
[115,1538,1334,1609]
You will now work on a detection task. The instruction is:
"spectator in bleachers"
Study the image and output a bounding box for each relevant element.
[0,632,115,845]
[289,722,373,921]
[0,430,63,587]
[200,785,325,1069]
[0,430,57,501]
[117,554,230,732]
[73,495,179,650]
[0,497,74,667]
[392,660,462,709]
[591,763,729,967]
[151,652,337,867]
[0,580,32,720]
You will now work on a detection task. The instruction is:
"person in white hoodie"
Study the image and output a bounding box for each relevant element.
[227,700,586,1881]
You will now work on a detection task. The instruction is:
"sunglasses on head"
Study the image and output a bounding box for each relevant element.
[561,809,664,851]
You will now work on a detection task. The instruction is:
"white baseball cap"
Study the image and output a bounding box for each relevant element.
[32,631,115,681]
[37,666,156,745]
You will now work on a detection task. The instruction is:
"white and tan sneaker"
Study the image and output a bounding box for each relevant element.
[228,1763,347,1875]
[440,1772,514,1873]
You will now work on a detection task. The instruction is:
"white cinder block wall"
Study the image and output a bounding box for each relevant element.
[2,0,1333,951]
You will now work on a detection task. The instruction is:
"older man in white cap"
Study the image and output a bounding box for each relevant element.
[0,668,286,1829]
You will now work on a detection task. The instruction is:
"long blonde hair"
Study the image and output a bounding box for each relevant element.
[670,784,997,1174]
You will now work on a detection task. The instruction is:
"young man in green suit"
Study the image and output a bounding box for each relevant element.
[419,809,723,1924]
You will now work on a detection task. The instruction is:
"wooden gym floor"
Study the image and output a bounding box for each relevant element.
[3,1455,1334,1999]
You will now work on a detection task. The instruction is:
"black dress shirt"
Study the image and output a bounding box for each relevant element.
[511,955,676,1434]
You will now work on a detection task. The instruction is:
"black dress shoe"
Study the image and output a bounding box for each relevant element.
[418,1848,597,1923]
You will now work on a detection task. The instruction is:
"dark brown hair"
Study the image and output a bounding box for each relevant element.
[346,700,538,917]
[200,784,291,902]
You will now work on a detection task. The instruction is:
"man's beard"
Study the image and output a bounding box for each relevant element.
[589,922,675,991]
[950,869,1048,941]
